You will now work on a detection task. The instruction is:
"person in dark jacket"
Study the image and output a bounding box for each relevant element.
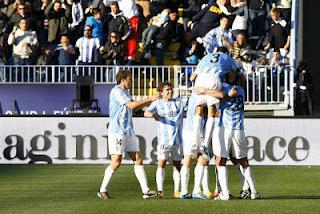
[100,31,126,65]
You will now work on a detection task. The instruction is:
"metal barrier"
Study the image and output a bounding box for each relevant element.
[0,64,294,112]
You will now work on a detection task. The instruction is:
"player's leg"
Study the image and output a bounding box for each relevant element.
[127,135,156,198]
[213,165,222,197]
[201,165,212,198]
[98,133,126,199]
[232,130,260,199]
[192,156,208,199]
[212,127,231,200]
[192,105,205,145]
[172,144,183,198]
[180,155,193,198]
[229,155,250,199]
[155,144,167,198]
[200,105,216,161]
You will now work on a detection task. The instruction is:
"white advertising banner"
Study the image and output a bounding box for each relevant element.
[0,117,319,165]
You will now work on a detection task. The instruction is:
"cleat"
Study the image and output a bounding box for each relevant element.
[213,193,230,200]
[143,189,157,199]
[97,191,110,200]
[180,193,192,199]
[199,144,211,161]
[251,192,261,200]
[173,191,181,198]
[192,193,207,199]
[239,190,251,199]
[156,191,164,199]
[203,191,213,199]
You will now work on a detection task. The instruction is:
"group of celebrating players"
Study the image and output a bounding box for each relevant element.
[97,47,261,200]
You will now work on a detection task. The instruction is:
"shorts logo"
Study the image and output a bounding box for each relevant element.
[116,139,122,151]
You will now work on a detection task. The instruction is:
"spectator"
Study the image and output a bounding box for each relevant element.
[7,18,38,65]
[264,8,290,53]
[36,44,56,65]
[75,25,101,65]
[141,8,169,49]
[54,34,77,65]
[85,8,106,44]
[180,0,206,31]
[106,1,131,43]
[135,0,151,17]
[189,0,226,38]
[294,61,312,115]
[45,0,70,44]
[230,32,251,62]
[220,0,248,38]
[108,0,140,62]
[273,0,291,23]
[37,0,50,46]
[203,16,234,54]
[6,0,31,18]
[100,31,126,65]
[69,0,84,44]
[7,3,36,32]
[153,10,178,65]
[247,0,268,37]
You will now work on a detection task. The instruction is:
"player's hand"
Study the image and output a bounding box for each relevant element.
[194,87,205,95]
[150,92,160,101]
[152,114,161,121]
[228,87,237,97]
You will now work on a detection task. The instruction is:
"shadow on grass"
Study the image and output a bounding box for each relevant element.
[263,195,320,200]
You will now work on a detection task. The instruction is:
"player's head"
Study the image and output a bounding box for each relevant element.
[116,69,132,88]
[225,69,239,85]
[216,46,229,54]
[157,81,173,99]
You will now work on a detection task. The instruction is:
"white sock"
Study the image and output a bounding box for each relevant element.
[203,117,214,147]
[217,166,229,196]
[235,164,249,191]
[192,115,202,144]
[173,167,181,193]
[192,164,205,194]
[156,167,165,192]
[201,166,210,193]
[99,166,114,193]
[134,165,149,194]
[240,165,257,193]
[214,166,221,193]
[180,165,190,195]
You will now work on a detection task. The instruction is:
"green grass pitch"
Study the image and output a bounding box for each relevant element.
[0,165,320,214]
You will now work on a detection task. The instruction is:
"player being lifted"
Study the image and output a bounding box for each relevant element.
[97,69,159,200]
[144,81,184,198]
[189,47,237,161]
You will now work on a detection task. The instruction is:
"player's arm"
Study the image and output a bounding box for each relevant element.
[126,93,160,110]
[144,110,161,121]
[194,87,225,99]
[189,72,197,82]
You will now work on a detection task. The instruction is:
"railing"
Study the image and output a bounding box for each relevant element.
[0,64,294,111]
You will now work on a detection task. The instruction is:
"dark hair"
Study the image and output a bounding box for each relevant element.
[217,46,229,54]
[115,69,131,84]
[297,61,309,73]
[92,8,101,16]
[111,1,119,8]
[157,81,172,92]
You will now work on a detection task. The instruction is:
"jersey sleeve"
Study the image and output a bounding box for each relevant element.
[114,89,131,105]
[146,100,158,114]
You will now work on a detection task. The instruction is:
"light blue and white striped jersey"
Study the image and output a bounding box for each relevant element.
[203,27,234,54]
[218,83,245,130]
[194,52,237,87]
[75,36,100,63]
[185,93,206,133]
[108,85,134,136]
[147,98,184,145]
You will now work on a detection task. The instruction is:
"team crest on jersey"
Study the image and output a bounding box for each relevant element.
[209,6,223,14]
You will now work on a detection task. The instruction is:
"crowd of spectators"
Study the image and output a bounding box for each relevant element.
[0,0,292,68]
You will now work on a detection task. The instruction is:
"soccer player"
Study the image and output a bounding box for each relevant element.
[189,47,237,161]
[210,70,260,200]
[144,81,184,198]
[180,89,224,199]
[98,69,159,199]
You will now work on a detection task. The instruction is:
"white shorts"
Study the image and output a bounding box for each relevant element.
[212,127,247,159]
[108,132,140,155]
[195,94,220,107]
[183,131,201,159]
[157,144,183,161]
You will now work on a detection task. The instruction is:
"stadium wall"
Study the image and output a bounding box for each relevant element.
[0,117,317,165]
